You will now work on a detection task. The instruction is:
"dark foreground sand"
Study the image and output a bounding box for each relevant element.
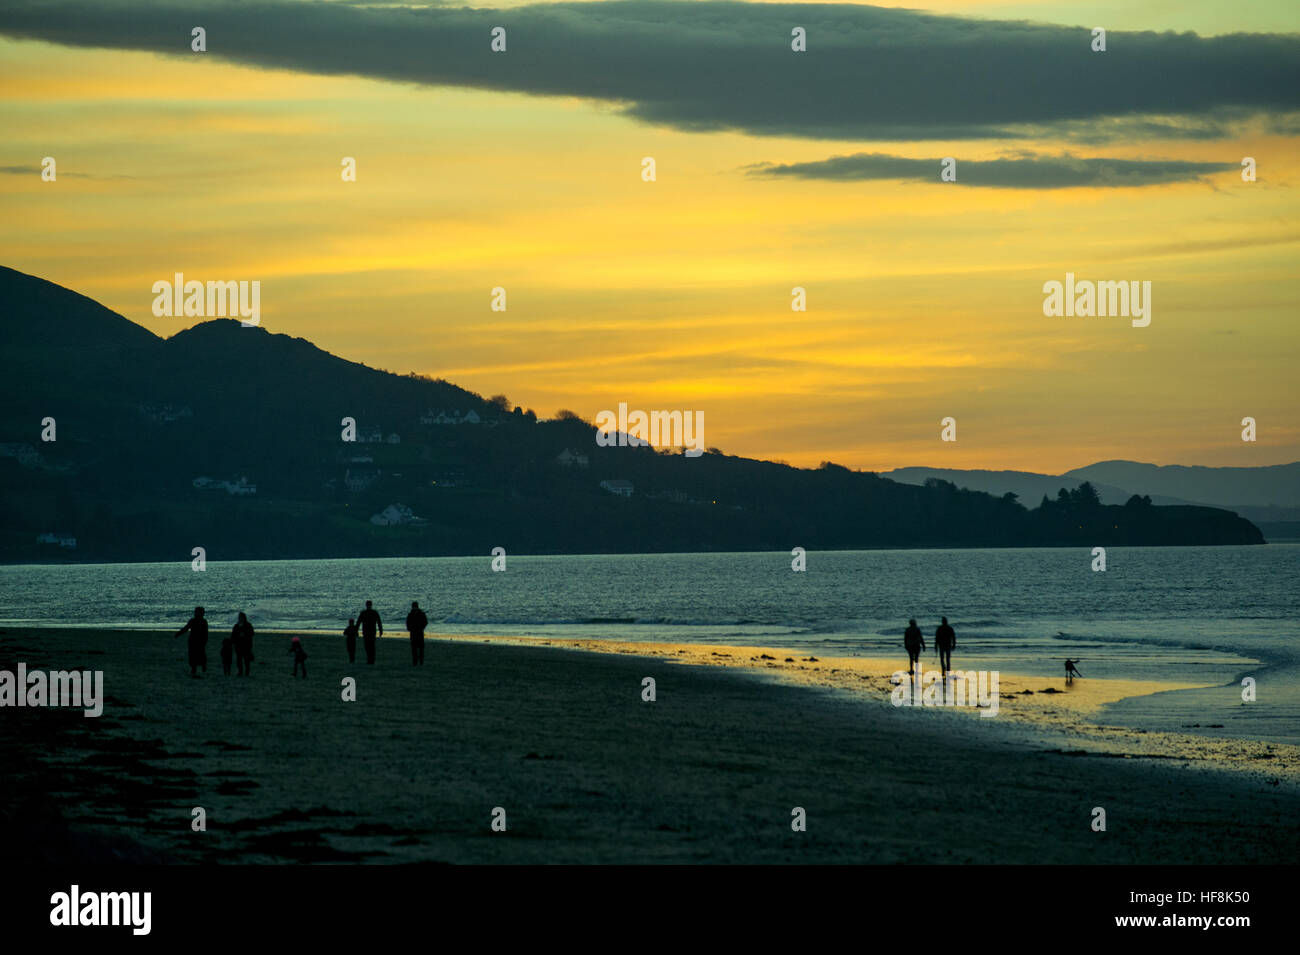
[2,628,1297,864]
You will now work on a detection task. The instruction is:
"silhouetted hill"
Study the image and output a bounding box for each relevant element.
[0,266,1266,562]
[884,462,1300,537]
[881,466,1191,508]
[0,265,158,353]
[1066,460,1300,509]
[151,319,488,483]
[161,319,481,417]
[1,266,163,427]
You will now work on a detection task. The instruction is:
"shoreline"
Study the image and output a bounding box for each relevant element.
[7,622,1290,674]
[10,626,1297,777]
[3,627,1297,863]
[440,635,1300,782]
[8,623,1287,670]
[0,537,1283,568]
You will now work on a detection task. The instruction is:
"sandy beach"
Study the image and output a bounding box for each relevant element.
[3,627,1297,864]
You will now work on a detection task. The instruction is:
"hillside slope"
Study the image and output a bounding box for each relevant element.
[0,267,1266,561]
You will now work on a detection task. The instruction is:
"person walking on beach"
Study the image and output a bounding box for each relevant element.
[358,601,382,664]
[288,636,308,678]
[406,601,429,666]
[173,606,209,677]
[220,633,234,675]
[343,617,359,663]
[1065,659,1083,684]
[232,611,255,676]
[935,616,956,674]
[904,618,925,675]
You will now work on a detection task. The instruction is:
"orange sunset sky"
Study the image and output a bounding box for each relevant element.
[1,0,1297,474]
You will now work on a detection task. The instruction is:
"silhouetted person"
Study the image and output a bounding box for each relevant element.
[1065,659,1083,684]
[343,617,359,663]
[904,618,925,675]
[220,634,234,675]
[173,606,209,677]
[935,616,956,674]
[358,601,382,664]
[406,601,428,666]
[232,611,255,676]
[289,636,308,678]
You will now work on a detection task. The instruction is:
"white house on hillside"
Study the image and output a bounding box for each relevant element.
[370,503,426,526]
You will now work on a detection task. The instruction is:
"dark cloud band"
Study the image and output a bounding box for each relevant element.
[1,1,1296,142]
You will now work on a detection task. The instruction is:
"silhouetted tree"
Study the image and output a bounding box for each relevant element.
[1071,481,1102,510]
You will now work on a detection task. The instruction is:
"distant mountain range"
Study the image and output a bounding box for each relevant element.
[1066,461,1300,512]
[0,266,1268,561]
[882,463,1300,539]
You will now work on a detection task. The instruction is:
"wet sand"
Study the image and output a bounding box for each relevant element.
[2,628,1297,864]
[504,636,1300,785]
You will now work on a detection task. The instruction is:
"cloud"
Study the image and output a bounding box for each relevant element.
[0,164,135,179]
[748,152,1239,188]
[0,1,1296,142]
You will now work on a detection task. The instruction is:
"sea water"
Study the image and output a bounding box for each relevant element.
[2,544,1296,741]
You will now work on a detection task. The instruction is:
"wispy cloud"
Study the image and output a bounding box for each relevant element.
[0,164,135,179]
[748,152,1239,188]
[0,1,1296,142]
